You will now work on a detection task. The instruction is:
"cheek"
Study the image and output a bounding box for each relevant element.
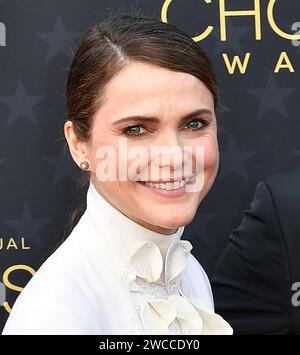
[193,137,219,201]
[196,137,219,179]
[204,139,219,172]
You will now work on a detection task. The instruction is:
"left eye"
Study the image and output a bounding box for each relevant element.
[185,120,204,130]
[123,125,146,135]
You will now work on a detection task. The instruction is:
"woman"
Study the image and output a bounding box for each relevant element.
[2,14,232,335]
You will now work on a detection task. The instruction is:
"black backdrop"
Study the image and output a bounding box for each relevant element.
[0,0,299,332]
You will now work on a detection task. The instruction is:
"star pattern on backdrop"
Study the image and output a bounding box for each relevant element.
[1,0,300,333]
[0,81,43,126]
[218,137,256,180]
[4,203,51,249]
[36,16,80,62]
[211,19,252,57]
[249,74,296,118]
[42,145,79,185]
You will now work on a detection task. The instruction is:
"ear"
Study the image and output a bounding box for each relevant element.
[64,121,89,167]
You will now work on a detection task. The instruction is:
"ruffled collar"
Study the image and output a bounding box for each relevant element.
[85,179,233,335]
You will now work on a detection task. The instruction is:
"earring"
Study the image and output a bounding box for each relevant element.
[79,161,89,171]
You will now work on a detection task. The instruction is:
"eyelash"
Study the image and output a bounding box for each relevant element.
[121,119,209,137]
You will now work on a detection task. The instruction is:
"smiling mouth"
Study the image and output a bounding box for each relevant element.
[137,178,193,191]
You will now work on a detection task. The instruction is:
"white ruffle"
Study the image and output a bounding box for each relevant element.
[122,238,233,335]
[140,294,232,335]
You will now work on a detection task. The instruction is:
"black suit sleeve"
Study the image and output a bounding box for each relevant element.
[211,181,293,334]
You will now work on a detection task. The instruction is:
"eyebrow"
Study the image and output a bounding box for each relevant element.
[112,108,213,126]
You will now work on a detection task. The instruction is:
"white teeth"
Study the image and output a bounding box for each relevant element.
[173,181,181,189]
[144,180,187,190]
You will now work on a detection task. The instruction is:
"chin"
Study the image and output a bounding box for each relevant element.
[155,213,195,230]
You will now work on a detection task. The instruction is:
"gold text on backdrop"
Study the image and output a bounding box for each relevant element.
[161,0,300,74]
[1,265,36,314]
[161,0,300,41]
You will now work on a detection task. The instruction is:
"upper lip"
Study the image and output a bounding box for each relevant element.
[138,177,193,183]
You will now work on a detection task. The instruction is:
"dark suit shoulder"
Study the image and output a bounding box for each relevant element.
[212,180,293,334]
[264,168,300,243]
[229,180,283,246]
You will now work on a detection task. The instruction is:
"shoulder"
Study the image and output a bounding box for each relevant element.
[212,177,291,294]
[264,168,300,236]
[2,218,108,334]
[228,180,283,246]
[245,168,300,250]
[264,167,300,211]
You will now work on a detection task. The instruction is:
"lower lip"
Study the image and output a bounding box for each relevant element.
[137,179,195,198]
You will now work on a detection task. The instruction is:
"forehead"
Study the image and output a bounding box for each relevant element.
[98,62,214,117]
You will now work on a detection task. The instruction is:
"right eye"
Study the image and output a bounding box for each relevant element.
[122,125,147,136]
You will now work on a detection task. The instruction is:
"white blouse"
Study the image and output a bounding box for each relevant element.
[2,180,232,335]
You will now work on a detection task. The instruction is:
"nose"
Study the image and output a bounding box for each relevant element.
[152,130,192,178]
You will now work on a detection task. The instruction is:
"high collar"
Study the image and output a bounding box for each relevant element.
[85,179,185,274]
[80,180,233,335]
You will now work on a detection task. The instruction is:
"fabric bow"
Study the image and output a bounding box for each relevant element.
[123,239,193,293]
[140,294,233,335]
[122,238,233,335]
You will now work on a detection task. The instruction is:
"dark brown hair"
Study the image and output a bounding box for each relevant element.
[65,12,220,235]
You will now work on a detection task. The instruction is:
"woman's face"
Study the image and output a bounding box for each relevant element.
[67,62,219,235]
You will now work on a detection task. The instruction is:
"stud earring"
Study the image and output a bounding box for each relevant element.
[79,161,89,171]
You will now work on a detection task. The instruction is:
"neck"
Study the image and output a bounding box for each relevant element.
[124,211,178,235]
[90,177,178,236]
[85,180,185,271]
